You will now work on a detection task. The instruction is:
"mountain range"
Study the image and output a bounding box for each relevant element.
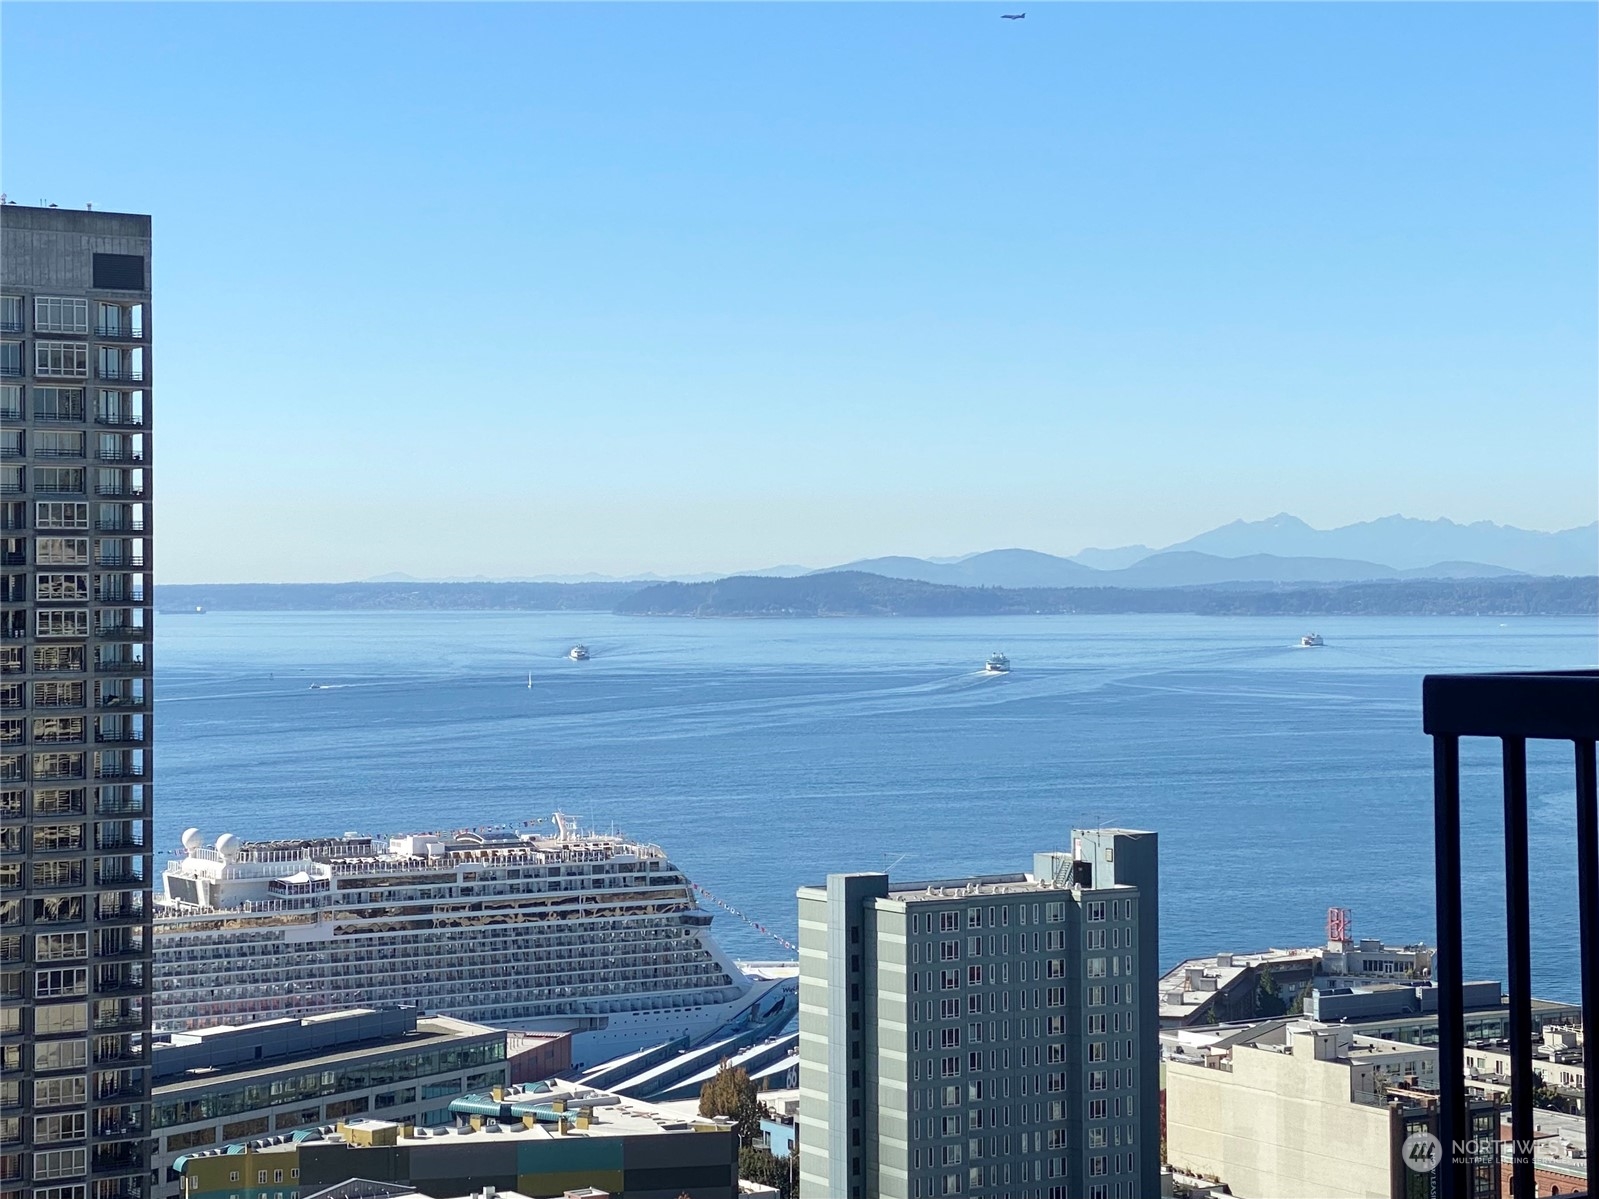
[360,514,1597,590]
[821,514,1596,589]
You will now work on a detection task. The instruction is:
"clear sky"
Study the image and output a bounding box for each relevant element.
[3,2,1595,583]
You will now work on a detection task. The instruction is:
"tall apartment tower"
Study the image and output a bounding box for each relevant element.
[797,829,1158,1199]
[1,206,155,1199]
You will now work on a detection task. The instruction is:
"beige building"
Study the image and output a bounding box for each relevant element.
[1165,1020,1496,1199]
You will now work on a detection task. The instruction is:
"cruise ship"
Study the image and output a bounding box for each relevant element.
[153,815,798,1069]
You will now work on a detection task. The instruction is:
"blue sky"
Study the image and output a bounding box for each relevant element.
[4,2,1594,582]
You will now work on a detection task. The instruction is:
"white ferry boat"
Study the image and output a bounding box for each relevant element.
[1299,633,1325,648]
[569,645,590,661]
[985,653,1011,673]
[154,815,798,1069]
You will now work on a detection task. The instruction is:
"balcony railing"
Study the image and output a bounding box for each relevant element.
[32,448,86,460]
[0,321,21,334]
[90,1145,143,1172]
[96,367,143,383]
[94,325,142,342]
[96,449,145,464]
[1424,670,1597,1199]
[0,365,21,379]
[93,764,145,781]
[32,411,87,425]
[94,796,147,818]
[34,481,86,495]
[95,413,144,428]
[94,731,143,744]
[94,520,145,533]
[0,407,19,422]
[95,485,145,499]
[94,558,146,570]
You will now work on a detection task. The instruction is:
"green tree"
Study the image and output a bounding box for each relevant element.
[700,1062,762,1143]
[1255,966,1287,1017]
[740,1145,797,1199]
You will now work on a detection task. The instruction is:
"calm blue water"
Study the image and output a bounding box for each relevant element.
[152,613,1597,999]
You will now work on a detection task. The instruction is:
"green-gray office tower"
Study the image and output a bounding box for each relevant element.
[798,829,1158,1199]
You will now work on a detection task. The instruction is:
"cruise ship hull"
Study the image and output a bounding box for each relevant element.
[496,968,798,1069]
[154,818,797,1068]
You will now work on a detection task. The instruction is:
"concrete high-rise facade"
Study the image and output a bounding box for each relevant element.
[797,829,1159,1199]
[1,205,155,1199]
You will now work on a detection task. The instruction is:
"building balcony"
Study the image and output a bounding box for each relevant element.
[0,446,21,460]
[94,520,145,534]
[32,448,87,460]
[93,731,144,745]
[94,795,147,818]
[94,558,146,571]
[0,320,21,334]
[93,1117,145,1142]
[94,590,146,605]
[95,484,145,499]
[34,482,87,496]
[95,368,143,384]
[93,326,142,342]
[92,975,146,998]
[0,365,21,379]
[94,626,144,641]
[0,407,19,422]
[90,1144,143,1173]
[94,414,144,429]
[94,828,146,852]
[93,1010,145,1034]
[95,695,146,712]
[95,449,145,464]
[32,412,88,425]
[93,764,146,781]
[0,483,22,495]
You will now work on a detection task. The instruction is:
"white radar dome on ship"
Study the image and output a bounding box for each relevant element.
[181,828,202,851]
[215,833,241,860]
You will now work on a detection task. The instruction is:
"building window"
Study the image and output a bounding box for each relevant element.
[31,1148,87,1181]
[34,299,88,335]
[967,965,982,985]
[35,611,88,639]
[35,502,88,530]
[939,911,959,932]
[0,296,21,332]
[0,342,20,378]
[1087,957,1107,978]
[35,343,88,378]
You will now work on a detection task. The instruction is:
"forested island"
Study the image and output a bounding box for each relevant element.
[155,572,1597,617]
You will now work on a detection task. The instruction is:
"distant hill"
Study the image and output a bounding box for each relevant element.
[819,548,1525,589]
[1109,551,1523,587]
[819,549,1102,588]
[1156,513,1598,576]
[615,571,1597,619]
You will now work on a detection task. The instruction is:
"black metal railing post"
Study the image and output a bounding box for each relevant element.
[1432,731,1469,1199]
[1423,670,1599,1199]
[1576,737,1597,1189]
[1502,736,1533,1199]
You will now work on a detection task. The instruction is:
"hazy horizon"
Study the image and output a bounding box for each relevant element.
[4,3,1594,585]
[150,507,1597,585]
